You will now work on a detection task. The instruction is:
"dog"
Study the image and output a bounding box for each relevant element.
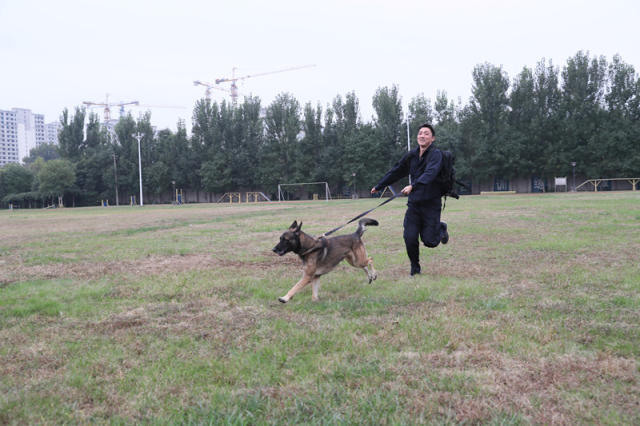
[272,218,379,303]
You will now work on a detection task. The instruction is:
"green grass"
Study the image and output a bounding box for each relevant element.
[1,192,639,424]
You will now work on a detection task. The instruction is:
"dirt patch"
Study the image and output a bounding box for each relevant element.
[392,349,639,423]
[0,253,302,286]
[0,204,288,244]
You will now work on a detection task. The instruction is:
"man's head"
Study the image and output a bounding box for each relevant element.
[417,123,435,150]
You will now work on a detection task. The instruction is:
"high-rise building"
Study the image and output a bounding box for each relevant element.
[0,107,51,166]
[0,110,20,166]
[45,121,61,144]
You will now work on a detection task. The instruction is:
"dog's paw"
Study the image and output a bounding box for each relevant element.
[278,297,288,303]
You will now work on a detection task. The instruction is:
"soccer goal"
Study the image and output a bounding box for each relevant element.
[277,182,331,201]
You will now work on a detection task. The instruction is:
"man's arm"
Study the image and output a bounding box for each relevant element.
[414,149,442,186]
[370,152,411,194]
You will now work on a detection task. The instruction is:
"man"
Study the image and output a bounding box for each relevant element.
[370,123,448,276]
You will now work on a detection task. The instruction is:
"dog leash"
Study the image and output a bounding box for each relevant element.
[323,187,400,237]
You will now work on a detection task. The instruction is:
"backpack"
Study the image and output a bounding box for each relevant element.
[436,150,460,199]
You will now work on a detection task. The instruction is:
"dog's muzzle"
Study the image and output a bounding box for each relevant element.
[273,246,287,256]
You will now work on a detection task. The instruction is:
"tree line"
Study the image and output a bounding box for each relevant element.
[1,51,639,207]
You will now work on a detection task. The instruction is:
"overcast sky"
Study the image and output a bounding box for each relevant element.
[1,0,639,132]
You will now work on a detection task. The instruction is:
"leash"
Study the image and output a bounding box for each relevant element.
[323,187,400,237]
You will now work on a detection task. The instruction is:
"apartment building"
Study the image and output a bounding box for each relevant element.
[0,107,51,166]
[45,121,61,144]
[0,110,20,166]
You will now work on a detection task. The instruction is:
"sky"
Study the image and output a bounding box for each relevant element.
[1,0,639,132]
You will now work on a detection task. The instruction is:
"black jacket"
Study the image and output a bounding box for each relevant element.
[374,145,443,203]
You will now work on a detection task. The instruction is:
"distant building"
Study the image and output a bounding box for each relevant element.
[0,109,20,166]
[0,107,50,166]
[45,121,61,144]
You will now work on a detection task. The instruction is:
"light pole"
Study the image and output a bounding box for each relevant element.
[406,110,412,185]
[133,132,143,206]
[112,152,119,206]
[352,172,357,199]
[571,162,576,192]
[172,180,176,204]
[108,130,120,206]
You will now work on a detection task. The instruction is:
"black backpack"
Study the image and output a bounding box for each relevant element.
[436,150,460,199]
[425,147,470,209]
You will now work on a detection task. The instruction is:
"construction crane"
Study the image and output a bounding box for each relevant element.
[119,103,187,118]
[192,81,234,101]
[83,94,139,122]
[195,64,316,104]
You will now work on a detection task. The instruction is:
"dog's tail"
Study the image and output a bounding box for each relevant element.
[355,217,379,237]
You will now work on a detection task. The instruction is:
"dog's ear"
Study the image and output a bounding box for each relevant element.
[297,221,303,232]
[289,220,298,230]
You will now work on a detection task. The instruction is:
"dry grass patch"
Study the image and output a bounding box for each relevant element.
[0,252,305,287]
[1,194,639,423]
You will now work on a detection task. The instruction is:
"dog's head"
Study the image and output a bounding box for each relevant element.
[272,220,302,256]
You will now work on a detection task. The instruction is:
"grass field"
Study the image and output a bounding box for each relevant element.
[1,192,639,424]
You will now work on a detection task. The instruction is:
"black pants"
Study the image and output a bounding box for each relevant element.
[403,198,446,267]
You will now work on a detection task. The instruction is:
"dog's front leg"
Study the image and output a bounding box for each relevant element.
[310,278,320,301]
[278,274,312,303]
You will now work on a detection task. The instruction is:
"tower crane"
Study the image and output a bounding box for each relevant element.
[192,81,234,101]
[83,94,139,122]
[195,64,316,104]
[119,103,187,118]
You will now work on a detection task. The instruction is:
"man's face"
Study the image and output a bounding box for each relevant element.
[417,127,434,149]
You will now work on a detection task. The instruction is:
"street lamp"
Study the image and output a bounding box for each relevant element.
[108,130,120,206]
[133,132,143,206]
[112,152,119,206]
[352,172,357,199]
[571,162,577,192]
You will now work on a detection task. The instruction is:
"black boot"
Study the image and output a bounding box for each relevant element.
[441,222,449,245]
[410,263,421,276]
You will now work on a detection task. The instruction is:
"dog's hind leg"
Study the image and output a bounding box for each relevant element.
[365,257,377,283]
[347,246,378,284]
[279,274,313,303]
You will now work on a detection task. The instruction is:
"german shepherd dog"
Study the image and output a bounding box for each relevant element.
[272,218,379,303]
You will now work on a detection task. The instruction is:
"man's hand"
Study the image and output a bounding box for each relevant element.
[370,186,378,194]
[401,185,413,195]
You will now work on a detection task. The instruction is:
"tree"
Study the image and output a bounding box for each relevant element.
[37,159,76,203]
[198,100,233,194]
[23,142,60,164]
[0,163,34,201]
[408,93,435,139]
[531,59,562,177]
[335,92,368,193]
[466,63,512,179]
[558,51,608,177]
[58,107,86,160]
[298,102,323,183]
[229,96,263,189]
[372,85,404,165]
[74,113,113,204]
[259,93,301,191]
[136,112,160,199]
[433,91,460,150]
[155,124,192,197]
[602,55,639,176]
[114,114,140,201]
[508,66,537,174]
